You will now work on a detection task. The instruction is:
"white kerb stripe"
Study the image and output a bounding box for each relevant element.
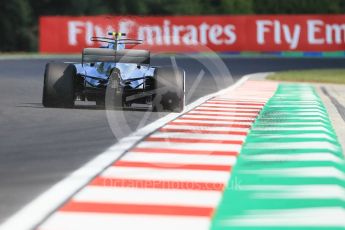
[209,99,267,103]
[102,167,231,183]
[196,107,261,112]
[74,186,223,207]
[151,131,246,141]
[123,152,237,165]
[163,124,249,132]
[172,119,253,125]
[137,141,242,152]
[202,103,263,109]
[216,96,271,101]
[188,111,258,116]
[182,114,255,121]
[39,212,211,230]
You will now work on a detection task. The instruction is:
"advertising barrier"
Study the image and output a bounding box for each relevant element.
[39,15,345,53]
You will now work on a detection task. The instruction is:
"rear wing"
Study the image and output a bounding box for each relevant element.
[82,48,150,65]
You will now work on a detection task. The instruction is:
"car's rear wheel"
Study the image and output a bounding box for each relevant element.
[42,62,75,108]
[153,67,185,112]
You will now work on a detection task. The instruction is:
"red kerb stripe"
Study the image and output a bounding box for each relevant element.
[60,201,214,217]
[90,177,225,191]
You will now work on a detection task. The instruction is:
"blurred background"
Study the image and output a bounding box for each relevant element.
[1,0,345,52]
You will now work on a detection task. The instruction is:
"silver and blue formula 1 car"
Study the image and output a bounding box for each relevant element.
[42,32,185,112]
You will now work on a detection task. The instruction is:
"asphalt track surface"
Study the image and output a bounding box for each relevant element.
[0,56,344,224]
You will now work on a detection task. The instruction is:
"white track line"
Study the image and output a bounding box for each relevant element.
[0,71,268,230]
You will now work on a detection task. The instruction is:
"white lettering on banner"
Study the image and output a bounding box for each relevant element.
[119,20,135,35]
[68,21,84,46]
[325,24,345,44]
[209,24,223,45]
[85,22,94,45]
[256,20,301,49]
[68,21,114,46]
[163,20,171,45]
[224,25,236,44]
[138,26,163,45]
[43,16,345,53]
[307,20,324,44]
[135,20,237,46]
[307,20,345,45]
[182,25,198,45]
[79,19,345,48]
[172,25,184,45]
[68,19,345,49]
[256,20,272,45]
[274,20,282,44]
[95,25,115,39]
[66,19,238,47]
[283,24,301,49]
[199,23,209,45]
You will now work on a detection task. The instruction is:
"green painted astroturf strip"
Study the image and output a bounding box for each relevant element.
[211,84,345,230]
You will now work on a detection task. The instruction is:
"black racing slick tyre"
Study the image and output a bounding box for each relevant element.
[42,63,75,108]
[153,67,185,112]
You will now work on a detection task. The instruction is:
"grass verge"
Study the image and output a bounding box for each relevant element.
[267,69,345,84]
